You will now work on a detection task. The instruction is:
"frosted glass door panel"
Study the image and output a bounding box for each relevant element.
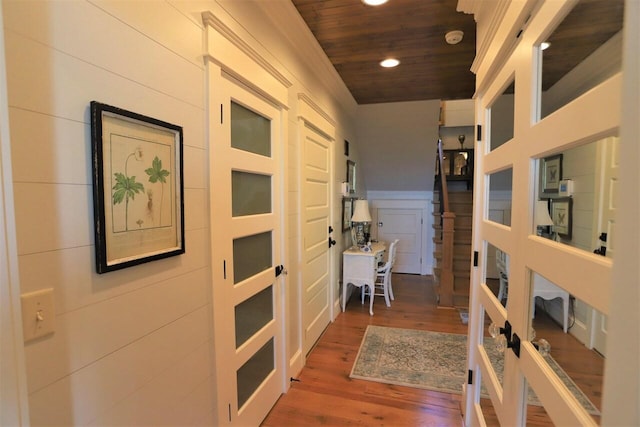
[235,286,273,348]
[231,102,271,157]
[232,171,271,216]
[237,338,275,409]
[233,231,272,284]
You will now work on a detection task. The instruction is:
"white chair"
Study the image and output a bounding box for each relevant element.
[362,239,399,307]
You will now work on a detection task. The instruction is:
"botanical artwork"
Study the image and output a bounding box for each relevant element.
[109,138,173,232]
[91,102,184,273]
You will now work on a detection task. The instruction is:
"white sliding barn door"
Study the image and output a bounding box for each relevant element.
[463,1,621,426]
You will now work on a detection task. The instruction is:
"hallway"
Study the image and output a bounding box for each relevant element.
[262,273,603,426]
[263,274,467,426]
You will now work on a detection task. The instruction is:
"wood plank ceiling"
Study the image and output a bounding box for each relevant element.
[292,0,624,106]
[291,0,477,104]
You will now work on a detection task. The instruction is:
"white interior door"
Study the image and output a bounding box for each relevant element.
[377,208,422,274]
[301,123,332,355]
[465,2,619,426]
[210,77,285,426]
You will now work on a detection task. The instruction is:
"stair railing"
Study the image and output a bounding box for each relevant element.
[436,138,455,307]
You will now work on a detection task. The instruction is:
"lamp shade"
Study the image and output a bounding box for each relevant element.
[351,200,372,223]
[535,200,554,226]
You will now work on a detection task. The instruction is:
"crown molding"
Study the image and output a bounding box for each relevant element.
[254,2,357,112]
[201,11,292,90]
[298,93,336,126]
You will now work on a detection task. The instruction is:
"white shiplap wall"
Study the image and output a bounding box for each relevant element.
[3,0,362,424]
[4,0,212,425]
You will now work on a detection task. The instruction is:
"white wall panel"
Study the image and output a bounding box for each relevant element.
[183,145,208,188]
[4,33,204,149]
[24,267,208,393]
[17,228,208,315]
[27,306,210,425]
[92,0,205,67]
[87,342,211,426]
[3,0,203,108]
[184,187,207,231]
[10,109,90,185]
[13,182,93,255]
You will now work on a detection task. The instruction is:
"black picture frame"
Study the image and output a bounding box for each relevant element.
[347,160,356,194]
[342,197,353,232]
[542,154,563,194]
[90,101,185,273]
[551,197,573,239]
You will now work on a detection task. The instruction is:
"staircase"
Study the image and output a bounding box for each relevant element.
[433,190,473,308]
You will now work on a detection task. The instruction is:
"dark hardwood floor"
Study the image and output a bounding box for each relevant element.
[262,274,603,426]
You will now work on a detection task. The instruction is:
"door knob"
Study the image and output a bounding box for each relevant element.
[328,237,336,248]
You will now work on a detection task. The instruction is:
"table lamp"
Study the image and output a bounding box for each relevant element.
[534,200,554,238]
[351,199,372,247]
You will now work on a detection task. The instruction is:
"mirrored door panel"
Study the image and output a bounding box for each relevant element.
[488,80,515,152]
[487,168,513,227]
[537,1,624,120]
[527,269,604,423]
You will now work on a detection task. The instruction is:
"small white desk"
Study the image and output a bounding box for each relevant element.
[342,243,386,315]
[532,273,570,333]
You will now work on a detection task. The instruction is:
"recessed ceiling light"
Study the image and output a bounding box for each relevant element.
[380,58,400,68]
[362,0,388,6]
[541,42,551,50]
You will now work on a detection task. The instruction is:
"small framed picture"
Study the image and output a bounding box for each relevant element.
[342,198,353,231]
[347,160,356,194]
[542,154,563,194]
[90,101,185,273]
[551,197,572,239]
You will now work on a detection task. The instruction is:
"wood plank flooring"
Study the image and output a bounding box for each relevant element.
[261,274,603,426]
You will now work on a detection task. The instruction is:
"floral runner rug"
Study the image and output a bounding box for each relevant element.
[350,325,599,415]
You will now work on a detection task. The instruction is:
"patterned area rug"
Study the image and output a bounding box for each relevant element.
[350,325,599,415]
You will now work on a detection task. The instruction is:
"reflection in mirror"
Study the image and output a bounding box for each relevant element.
[525,392,553,426]
[479,374,500,426]
[485,242,509,307]
[489,80,514,151]
[488,168,513,226]
[538,0,624,120]
[482,310,505,388]
[535,136,618,256]
[528,270,604,423]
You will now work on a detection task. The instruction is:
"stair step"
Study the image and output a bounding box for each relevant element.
[433,241,472,257]
[433,190,473,203]
[433,230,472,243]
[433,223,472,232]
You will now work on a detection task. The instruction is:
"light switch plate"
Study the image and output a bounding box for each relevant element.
[21,288,55,342]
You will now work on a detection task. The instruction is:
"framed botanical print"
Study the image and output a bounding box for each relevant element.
[347,160,356,194]
[342,197,353,231]
[90,101,185,273]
